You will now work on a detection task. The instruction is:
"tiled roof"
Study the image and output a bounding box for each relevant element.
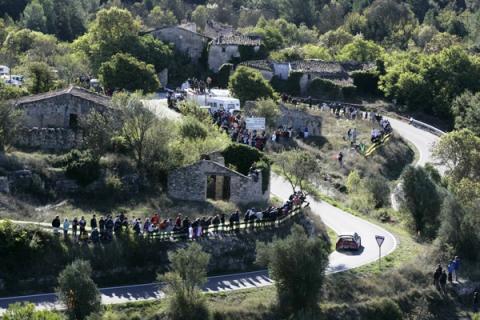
[213,35,262,46]
[239,60,273,72]
[14,86,112,107]
[290,60,346,75]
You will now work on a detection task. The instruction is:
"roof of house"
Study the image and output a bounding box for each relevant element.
[290,60,345,74]
[146,24,212,40]
[213,35,262,46]
[240,60,274,72]
[14,86,112,107]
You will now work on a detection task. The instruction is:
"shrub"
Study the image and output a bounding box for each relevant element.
[307,78,342,99]
[57,260,102,320]
[3,303,63,320]
[222,143,264,175]
[63,150,101,186]
[256,225,330,316]
[359,298,403,320]
[351,69,380,95]
[180,116,208,140]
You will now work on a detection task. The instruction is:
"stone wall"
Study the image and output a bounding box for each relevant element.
[151,27,209,62]
[277,104,323,136]
[208,45,241,72]
[168,159,269,205]
[17,94,110,129]
[15,127,83,151]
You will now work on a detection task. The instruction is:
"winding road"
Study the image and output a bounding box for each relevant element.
[0,117,442,313]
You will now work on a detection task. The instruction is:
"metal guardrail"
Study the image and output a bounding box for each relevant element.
[386,114,445,137]
[147,202,310,241]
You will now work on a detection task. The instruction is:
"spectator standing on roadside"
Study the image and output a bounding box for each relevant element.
[433,265,442,290]
[447,261,454,284]
[453,256,460,282]
[338,152,344,168]
[99,216,105,234]
[90,214,97,230]
[440,270,447,294]
[79,216,86,234]
[52,215,61,234]
[63,218,70,239]
[473,290,479,313]
[72,217,78,238]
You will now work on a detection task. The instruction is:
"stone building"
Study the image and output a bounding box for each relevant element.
[240,59,372,95]
[13,86,112,150]
[277,104,323,136]
[168,155,269,205]
[208,35,263,72]
[149,24,211,62]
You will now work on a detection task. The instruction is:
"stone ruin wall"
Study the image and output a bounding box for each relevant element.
[15,127,83,151]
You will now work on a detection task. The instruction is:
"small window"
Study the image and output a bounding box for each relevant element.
[222,47,226,53]
[69,114,78,128]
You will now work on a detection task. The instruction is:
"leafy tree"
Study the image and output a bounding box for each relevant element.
[159,243,210,320]
[74,7,140,71]
[115,92,157,172]
[337,36,384,62]
[301,44,332,60]
[0,101,23,152]
[0,0,29,20]
[229,66,277,105]
[256,225,330,316]
[278,0,317,27]
[319,29,354,55]
[146,6,178,28]
[3,303,63,320]
[99,53,160,93]
[362,175,390,208]
[25,61,55,94]
[179,116,208,140]
[275,149,319,193]
[191,5,208,30]
[247,98,280,128]
[82,110,117,157]
[433,129,480,183]
[21,0,47,33]
[56,260,101,320]
[452,91,480,136]
[400,165,441,238]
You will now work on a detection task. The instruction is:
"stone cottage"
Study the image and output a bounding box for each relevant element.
[149,23,211,62]
[13,86,112,150]
[168,155,269,205]
[208,35,263,72]
[240,59,372,95]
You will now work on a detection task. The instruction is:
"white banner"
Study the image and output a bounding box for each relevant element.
[245,117,266,130]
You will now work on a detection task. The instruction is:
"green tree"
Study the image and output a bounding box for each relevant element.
[191,5,208,30]
[146,6,178,28]
[246,98,280,128]
[99,53,160,93]
[278,0,317,27]
[275,149,319,193]
[82,110,117,157]
[3,303,63,320]
[229,66,277,105]
[256,225,330,316]
[21,0,47,33]
[56,260,101,320]
[159,243,210,320]
[433,129,480,183]
[115,92,157,172]
[0,101,23,152]
[25,61,55,94]
[337,36,384,62]
[400,165,441,238]
[452,91,480,136]
[74,7,140,71]
[179,116,208,140]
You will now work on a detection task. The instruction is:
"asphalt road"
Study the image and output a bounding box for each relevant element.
[0,117,441,313]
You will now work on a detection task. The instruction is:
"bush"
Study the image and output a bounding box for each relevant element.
[307,78,342,99]
[180,116,208,140]
[222,143,264,175]
[359,298,403,320]
[3,303,63,320]
[351,70,380,95]
[57,260,101,320]
[63,150,101,186]
[256,225,330,316]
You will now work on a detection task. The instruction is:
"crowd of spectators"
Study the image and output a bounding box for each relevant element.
[433,256,462,294]
[51,192,307,244]
[212,109,268,150]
